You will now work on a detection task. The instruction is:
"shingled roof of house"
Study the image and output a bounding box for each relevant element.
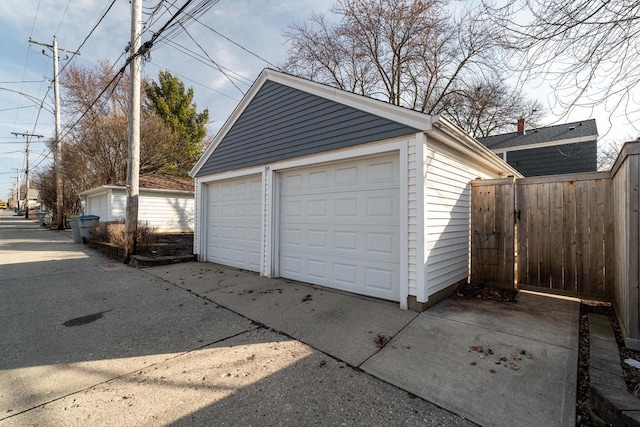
[115,174,194,192]
[478,119,598,150]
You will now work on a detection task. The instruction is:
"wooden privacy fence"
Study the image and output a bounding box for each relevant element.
[471,172,615,298]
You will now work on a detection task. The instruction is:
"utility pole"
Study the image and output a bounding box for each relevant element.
[29,37,79,230]
[11,168,21,210]
[124,0,142,263]
[11,132,43,219]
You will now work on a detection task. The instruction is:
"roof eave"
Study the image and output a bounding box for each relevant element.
[428,115,523,178]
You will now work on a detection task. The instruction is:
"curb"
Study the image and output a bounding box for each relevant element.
[589,314,640,426]
[86,240,195,267]
[129,254,196,267]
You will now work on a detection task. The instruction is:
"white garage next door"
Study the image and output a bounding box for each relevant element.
[279,153,400,301]
[206,175,262,272]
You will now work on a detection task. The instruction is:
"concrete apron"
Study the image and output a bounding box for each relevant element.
[1,214,472,426]
[148,263,579,427]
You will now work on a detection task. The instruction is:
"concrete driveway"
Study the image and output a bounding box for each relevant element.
[0,210,578,426]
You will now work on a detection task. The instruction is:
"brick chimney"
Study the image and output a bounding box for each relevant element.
[517,116,526,134]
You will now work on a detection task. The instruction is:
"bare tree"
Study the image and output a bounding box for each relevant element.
[34,61,207,216]
[282,0,539,133]
[442,77,545,137]
[483,0,640,127]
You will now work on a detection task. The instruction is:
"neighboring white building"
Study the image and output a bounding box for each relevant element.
[79,175,194,233]
[190,69,521,310]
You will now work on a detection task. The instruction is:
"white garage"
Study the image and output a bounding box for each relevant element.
[205,174,262,272]
[191,69,520,310]
[278,154,400,301]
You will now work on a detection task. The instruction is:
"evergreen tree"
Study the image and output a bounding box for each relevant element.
[145,71,209,174]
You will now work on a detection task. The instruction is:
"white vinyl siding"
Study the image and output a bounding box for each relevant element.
[278,153,401,301]
[424,144,491,295]
[194,182,201,256]
[407,136,419,297]
[138,193,194,233]
[85,190,194,233]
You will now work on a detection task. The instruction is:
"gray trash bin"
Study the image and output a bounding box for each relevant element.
[37,211,48,227]
[78,215,100,244]
[69,215,82,243]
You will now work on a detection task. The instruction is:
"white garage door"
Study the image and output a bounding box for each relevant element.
[87,194,108,221]
[279,154,400,301]
[206,175,262,272]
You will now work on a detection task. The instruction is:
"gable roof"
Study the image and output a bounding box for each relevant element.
[79,174,193,197]
[477,119,598,150]
[191,68,521,178]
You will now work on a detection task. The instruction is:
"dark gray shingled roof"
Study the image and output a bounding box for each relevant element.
[477,119,598,150]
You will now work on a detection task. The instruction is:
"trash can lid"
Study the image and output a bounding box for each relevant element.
[79,215,100,220]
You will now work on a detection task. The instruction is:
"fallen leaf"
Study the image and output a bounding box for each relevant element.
[476,345,483,352]
[489,369,496,373]
[487,348,494,355]
[470,362,477,366]
[479,354,486,359]
[500,356,507,362]
[527,353,533,359]
[511,364,520,370]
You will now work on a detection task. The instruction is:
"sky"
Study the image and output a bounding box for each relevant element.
[0,0,636,200]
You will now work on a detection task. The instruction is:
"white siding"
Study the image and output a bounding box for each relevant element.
[100,189,194,233]
[194,180,201,256]
[138,193,194,233]
[407,136,419,297]
[424,141,496,296]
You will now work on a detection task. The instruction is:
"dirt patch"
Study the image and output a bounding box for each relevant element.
[454,282,518,302]
[576,301,640,426]
[137,233,194,257]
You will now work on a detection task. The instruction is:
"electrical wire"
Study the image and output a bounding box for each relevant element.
[147,61,241,101]
[162,39,252,85]
[174,19,245,94]
[57,0,118,77]
[163,1,277,68]
[54,0,72,36]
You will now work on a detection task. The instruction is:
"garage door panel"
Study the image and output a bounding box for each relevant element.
[367,159,396,183]
[283,191,398,222]
[279,154,400,301]
[206,174,262,272]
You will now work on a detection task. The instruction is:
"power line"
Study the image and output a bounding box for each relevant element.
[164,2,277,68]
[56,0,117,77]
[0,80,47,84]
[163,40,252,85]
[174,19,245,94]
[54,0,72,36]
[147,61,241,101]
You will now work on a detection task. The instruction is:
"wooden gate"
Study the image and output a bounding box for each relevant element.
[516,174,615,297]
[470,178,515,289]
[471,173,615,298]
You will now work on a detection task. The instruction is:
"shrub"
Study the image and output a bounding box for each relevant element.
[89,220,157,252]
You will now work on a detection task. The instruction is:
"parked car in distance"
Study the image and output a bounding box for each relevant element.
[0,201,7,209]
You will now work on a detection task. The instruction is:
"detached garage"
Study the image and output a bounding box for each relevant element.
[191,69,520,310]
[80,174,195,233]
